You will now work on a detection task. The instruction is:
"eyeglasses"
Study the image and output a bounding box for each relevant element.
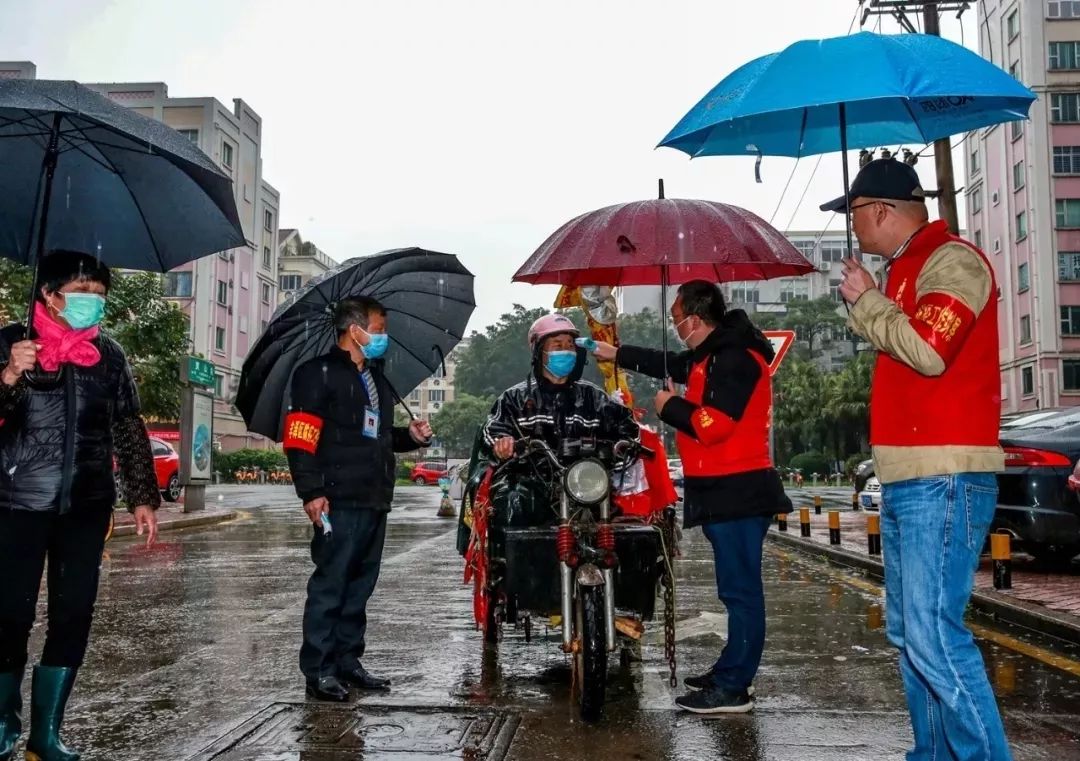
[848,200,896,217]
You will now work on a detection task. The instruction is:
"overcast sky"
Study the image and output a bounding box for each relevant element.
[3,0,974,332]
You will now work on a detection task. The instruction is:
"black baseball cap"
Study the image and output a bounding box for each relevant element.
[820,158,926,213]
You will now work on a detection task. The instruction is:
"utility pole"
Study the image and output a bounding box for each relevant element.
[862,0,970,233]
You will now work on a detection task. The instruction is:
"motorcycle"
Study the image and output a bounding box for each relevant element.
[461,434,678,722]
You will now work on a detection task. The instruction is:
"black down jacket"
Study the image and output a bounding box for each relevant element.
[0,324,160,515]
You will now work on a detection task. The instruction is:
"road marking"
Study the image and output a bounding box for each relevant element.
[768,546,1080,679]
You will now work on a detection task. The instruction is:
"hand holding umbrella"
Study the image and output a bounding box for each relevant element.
[839,257,877,306]
[409,419,433,444]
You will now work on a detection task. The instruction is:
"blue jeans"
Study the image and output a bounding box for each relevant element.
[881,474,1011,761]
[700,514,772,692]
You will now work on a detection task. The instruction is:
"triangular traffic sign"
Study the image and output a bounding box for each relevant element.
[763,330,796,376]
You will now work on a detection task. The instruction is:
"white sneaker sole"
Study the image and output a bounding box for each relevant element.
[676,699,755,715]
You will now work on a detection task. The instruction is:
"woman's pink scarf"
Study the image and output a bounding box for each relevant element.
[32,301,101,371]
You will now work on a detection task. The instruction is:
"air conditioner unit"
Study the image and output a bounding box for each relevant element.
[992,190,1000,205]
[993,239,1002,253]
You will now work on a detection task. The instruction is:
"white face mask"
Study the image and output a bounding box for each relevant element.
[674,316,698,347]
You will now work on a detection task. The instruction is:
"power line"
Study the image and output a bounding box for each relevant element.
[769,159,802,226]
[785,154,825,234]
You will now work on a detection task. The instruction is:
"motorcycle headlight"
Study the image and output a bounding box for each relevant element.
[564,459,609,505]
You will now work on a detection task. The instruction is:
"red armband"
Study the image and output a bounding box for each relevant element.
[910,291,977,365]
[283,411,323,454]
[691,406,736,445]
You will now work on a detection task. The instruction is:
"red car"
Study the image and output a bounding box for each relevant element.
[410,461,449,486]
[114,437,183,503]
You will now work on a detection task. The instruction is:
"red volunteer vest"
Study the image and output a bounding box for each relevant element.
[676,349,773,477]
[870,221,1000,447]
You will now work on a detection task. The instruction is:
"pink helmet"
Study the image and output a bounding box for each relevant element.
[528,313,579,348]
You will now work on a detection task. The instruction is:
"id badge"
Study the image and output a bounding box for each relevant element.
[363,407,380,439]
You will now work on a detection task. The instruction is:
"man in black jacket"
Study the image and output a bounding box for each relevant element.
[586,281,791,715]
[285,297,432,702]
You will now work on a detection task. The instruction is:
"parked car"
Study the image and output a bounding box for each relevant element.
[852,410,1080,564]
[411,461,449,486]
[996,408,1080,564]
[114,437,183,504]
[667,458,684,487]
[853,458,874,493]
[857,475,881,510]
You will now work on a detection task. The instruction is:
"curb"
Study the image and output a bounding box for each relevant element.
[766,529,1080,647]
[110,510,238,539]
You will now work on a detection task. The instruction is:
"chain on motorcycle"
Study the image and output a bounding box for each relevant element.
[655,513,678,688]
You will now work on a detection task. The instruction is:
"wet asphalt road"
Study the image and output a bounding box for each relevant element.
[25,485,1080,760]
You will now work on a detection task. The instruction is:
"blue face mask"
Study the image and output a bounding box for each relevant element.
[59,293,106,329]
[356,328,389,360]
[545,350,577,379]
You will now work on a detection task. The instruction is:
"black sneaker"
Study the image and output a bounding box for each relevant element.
[682,672,755,696]
[675,687,754,714]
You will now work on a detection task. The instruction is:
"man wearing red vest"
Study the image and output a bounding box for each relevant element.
[823,159,1010,760]
[588,281,791,714]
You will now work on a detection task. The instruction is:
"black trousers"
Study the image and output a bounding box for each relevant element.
[299,509,387,680]
[0,509,111,672]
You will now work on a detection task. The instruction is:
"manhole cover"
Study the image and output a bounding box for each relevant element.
[189,703,520,760]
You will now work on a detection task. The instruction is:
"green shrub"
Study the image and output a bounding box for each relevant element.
[845,452,872,477]
[213,448,288,480]
[788,451,830,478]
[396,460,417,481]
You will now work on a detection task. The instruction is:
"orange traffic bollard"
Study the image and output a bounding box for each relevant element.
[828,510,841,545]
[799,507,811,537]
[777,513,788,532]
[814,495,823,515]
[866,513,881,556]
[991,531,1012,590]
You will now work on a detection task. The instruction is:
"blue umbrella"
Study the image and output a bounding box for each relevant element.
[660,32,1035,159]
[659,31,1035,273]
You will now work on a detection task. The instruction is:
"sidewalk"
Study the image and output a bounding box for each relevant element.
[772,497,1080,645]
[110,503,237,538]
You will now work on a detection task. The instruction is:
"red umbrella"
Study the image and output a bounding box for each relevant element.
[513,188,816,288]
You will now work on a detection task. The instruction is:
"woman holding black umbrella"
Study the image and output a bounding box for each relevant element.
[0,250,160,761]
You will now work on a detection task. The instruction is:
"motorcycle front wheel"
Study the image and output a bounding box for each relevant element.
[575,584,607,722]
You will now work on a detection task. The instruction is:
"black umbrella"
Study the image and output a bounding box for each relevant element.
[237,248,476,441]
[0,78,244,280]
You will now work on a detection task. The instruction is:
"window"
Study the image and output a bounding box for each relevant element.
[216,280,228,306]
[974,229,983,250]
[1054,146,1080,174]
[1007,9,1019,39]
[279,274,302,291]
[164,271,192,297]
[729,284,759,303]
[1012,120,1024,140]
[1062,306,1080,335]
[177,128,199,144]
[261,283,271,304]
[1049,1,1080,19]
[970,146,981,174]
[1052,93,1080,122]
[1018,262,1030,292]
[428,389,446,403]
[1009,61,1020,80]
[790,240,816,260]
[1013,160,1026,190]
[263,210,274,232]
[779,279,809,303]
[829,278,844,302]
[214,374,224,398]
[1050,41,1080,69]
[1057,199,1080,227]
[1022,366,1035,396]
[214,327,226,352]
[1060,252,1080,281]
[970,188,983,214]
[262,246,271,270]
[410,389,421,401]
[151,440,171,457]
[1016,211,1028,241]
[1020,315,1032,344]
[819,242,848,263]
[1065,360,1080,391]
[221,141,233,169]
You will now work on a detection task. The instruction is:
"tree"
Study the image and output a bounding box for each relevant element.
[782,296,847,356]
[0,259,35,325]
[430,393,496,458]
[103,272,189,421]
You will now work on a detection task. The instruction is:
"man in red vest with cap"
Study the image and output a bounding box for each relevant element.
[823,158,1010,760]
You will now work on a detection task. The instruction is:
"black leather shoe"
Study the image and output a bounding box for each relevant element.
[340,665,390,691]
[305,675,349,702]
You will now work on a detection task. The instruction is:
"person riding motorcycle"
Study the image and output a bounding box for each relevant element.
[482,313,640,466]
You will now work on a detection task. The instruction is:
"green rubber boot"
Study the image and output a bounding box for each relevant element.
[0,670,24,761]
[24,667,79,761]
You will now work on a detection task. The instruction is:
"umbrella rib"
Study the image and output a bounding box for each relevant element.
[381,306,466,341]
[64,118,171,272]
[900,97,932,146]
[53,132,121,174]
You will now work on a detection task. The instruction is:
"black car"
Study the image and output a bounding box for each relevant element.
[850,410,1080,564]
[996,408,1080,564]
